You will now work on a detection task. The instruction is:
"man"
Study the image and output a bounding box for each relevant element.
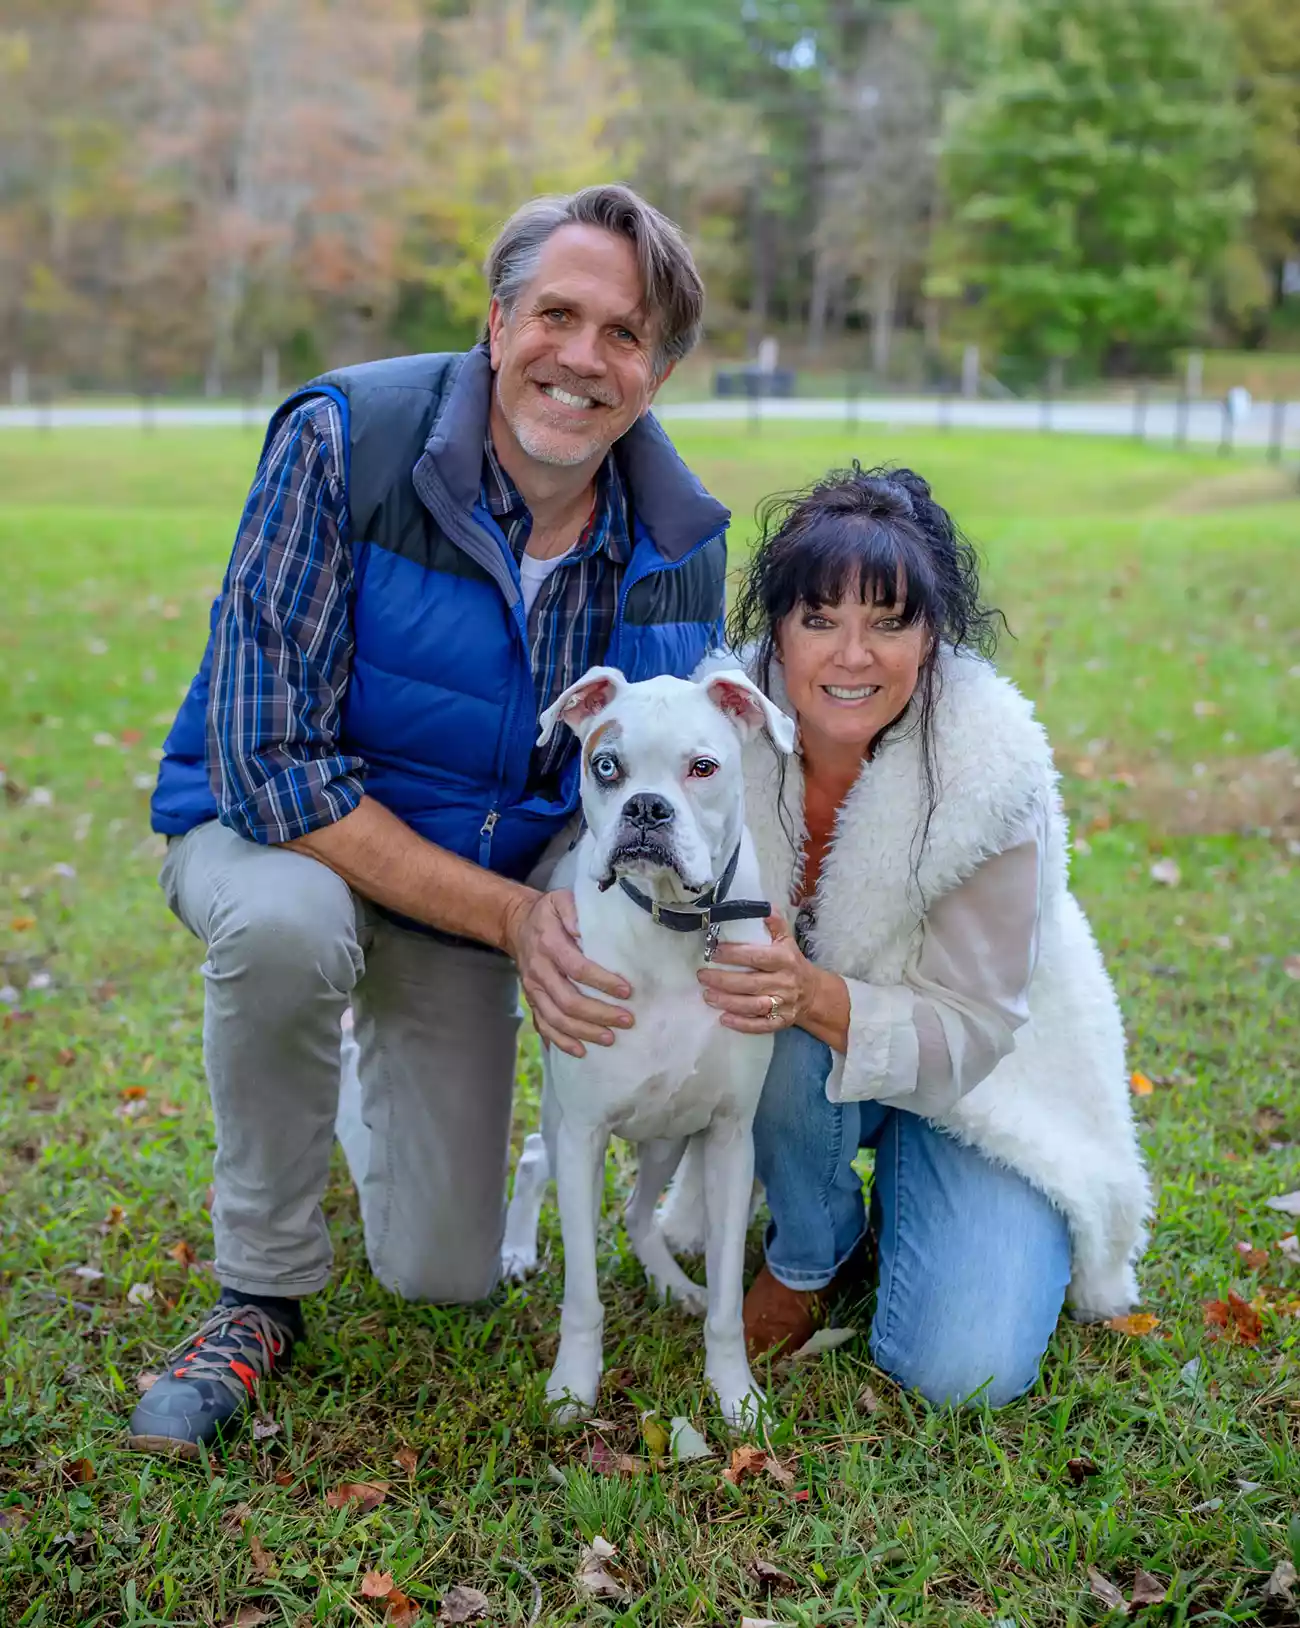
[132,185,728,1457]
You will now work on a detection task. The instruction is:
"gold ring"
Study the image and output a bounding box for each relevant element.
[768,994,782,1021]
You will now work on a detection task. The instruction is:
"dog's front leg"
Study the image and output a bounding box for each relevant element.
[546,1116,608,1422]
[700,1118,764,1428]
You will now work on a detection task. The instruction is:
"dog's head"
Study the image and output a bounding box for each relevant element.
[539,666,796,899]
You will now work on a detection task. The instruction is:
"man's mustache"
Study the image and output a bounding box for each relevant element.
[528,369,620,408]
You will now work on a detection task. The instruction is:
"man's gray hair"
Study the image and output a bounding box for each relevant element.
[483,184,704,375]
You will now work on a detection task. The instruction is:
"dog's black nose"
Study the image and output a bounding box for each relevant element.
[622,792,674,829]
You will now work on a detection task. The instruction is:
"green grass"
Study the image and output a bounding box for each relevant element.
[1,427,1298,1627]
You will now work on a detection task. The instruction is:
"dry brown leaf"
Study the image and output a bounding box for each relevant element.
[120,1085,147,1102]
[393,1446,419,1475]
[99,1204,127,1234]
[135,1370,158,1394]
[9,915,36,932]
[325,1479,389,1513]
[723,1445,769,1485]
[167,1239,198,1269]
[1265,1560,1297,1601]
[856,1383,881,1414]
[763,1455,795,1488]
[386,1588,422,1627]
[222,1609,272,1628]
[1255,1106,1286,1136]
[1066,1456,1100,1485]
[1203,1292,1262,1345]
[1129,1570,1166,1606]
[1087,1567,1128,1612]
[576,1535,631,1601]
[158,1100,184,1118]
[1105,1313,1160,1337]
[362,1570,396,1599]
[587,1438,646,1476]
[222,1502,254,1533]
[62,1458,94,1485]
[747,1557,793,1593]
[1233,1240,1269,1272]
[1278,1235,1300,1264]
[273,1470,294,1487]
[251,1416,280,1442]
[1129,1072,1155,1097]
[56,1047,76,1066]
[0,1508,30,1533]
[247,1527,274,1578]
[438,1583,490,1622]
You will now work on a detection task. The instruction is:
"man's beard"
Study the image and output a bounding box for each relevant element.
[499,373,619,467]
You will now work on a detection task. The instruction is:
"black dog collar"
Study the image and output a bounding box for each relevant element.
[617,843,770,961]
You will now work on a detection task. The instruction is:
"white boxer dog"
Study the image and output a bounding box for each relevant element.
[501,664,795,1426]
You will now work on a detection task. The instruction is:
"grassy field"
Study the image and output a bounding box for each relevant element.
[1,425,1298,1627]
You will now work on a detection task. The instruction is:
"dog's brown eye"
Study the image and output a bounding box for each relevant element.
[689,758,719,779]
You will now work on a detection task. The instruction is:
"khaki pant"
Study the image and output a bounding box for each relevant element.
[162,820,521,1302]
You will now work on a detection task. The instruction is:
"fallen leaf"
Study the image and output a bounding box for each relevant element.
[136,1370,158,1393]
[9,915,36,932]
[362,1570,396,1599]
[386,1590,421,1628]
[1255,1106,1286,1136]
[251,1416,280,1442]
[57,1048,76,1066]
[1203,1293,1262,1345]
[126,1282,154,1306]
[747,1557,793,1593]
[1129,1072,1155,1097]
[856,1383,882,1414]
[762,1455,795,1488]
[791,1489,810,1502]
[1191,1497,1223,1513]
[640,1412,669,1457]
[1235,1477,1264,1493]
[669,1417,714,1461]
[438,1583,489,1622]
[325,1479,389,1513]
[222,1502,254,1533]
[1285,955,1300,982]
[158,1100,184,1118]
[788,1326,857,1359]
[222,1609,271,1628]
[723,1445,769,1485]
[119,1085,147,1102]
[273,1470,294,1487]
[1278,1235,1299,1264]
[1104,1313,1160,1336]
[1265,1191,1300,1216]
[1129,1570,1166,1606]
[1066,1456,1100,1485]
[247,1528,274,1578]
[740,1619,786,1628]
[0,1508,30,1533]
[71,1265,104,1282]
[1149,858,1181,887]
[1234,1241,1269,1272]
[1265,1560,1297,1601]
[62,1458,94,1485]
[1179,1358,1201,1383]
[1087,1566,1128,1612]
[99,1204,127,1234]
[167,1239,198,1269]
[393,1446,419,1475]
[575,1535,631,1601]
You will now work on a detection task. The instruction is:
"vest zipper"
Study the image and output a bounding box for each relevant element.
[608,528,722,671]
[478,807,500,866]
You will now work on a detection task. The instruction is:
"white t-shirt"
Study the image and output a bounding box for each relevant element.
[518,544,577,618]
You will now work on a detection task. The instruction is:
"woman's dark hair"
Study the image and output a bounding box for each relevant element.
[728,462,1006,880]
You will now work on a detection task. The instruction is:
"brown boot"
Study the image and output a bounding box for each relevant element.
[743,1264,828,1358]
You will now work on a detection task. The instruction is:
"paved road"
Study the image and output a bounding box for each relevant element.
[0,394,1296,450]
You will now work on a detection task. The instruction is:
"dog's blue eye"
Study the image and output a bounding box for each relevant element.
[689,758,719,779]
[591,753,620,783]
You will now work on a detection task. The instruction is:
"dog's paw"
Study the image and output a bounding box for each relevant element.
[545,1370,599,1425]
[714,1381,765,1431]
[500,1244,539,1282]
[651,1274,707,1318]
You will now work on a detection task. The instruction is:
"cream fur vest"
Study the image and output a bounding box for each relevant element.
[737,647,1151,1321]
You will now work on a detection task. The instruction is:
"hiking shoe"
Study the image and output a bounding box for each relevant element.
[127,1296,301,1459]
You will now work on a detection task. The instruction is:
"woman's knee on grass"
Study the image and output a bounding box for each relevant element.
[870,1317,1050,1410]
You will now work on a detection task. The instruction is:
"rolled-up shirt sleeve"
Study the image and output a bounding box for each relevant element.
[828,795,1047,1117]
[208,396,366,845]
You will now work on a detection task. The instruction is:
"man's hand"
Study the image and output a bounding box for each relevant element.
[505,890,634,1059]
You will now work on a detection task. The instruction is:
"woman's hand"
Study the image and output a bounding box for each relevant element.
[696,915,815,1034]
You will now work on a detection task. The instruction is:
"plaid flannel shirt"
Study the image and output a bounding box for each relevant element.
[208,395,628,845]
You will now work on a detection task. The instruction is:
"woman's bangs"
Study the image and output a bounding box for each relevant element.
[794,517,937,625]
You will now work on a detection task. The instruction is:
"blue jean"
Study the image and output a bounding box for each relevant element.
[753,1025,1072,1408]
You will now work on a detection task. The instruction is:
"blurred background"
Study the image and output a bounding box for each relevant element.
[2,0,1298,413]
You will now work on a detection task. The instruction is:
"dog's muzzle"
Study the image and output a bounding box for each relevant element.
[617,842,771,962]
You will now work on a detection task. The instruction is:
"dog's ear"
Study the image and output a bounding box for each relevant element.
[702,670,796,754]
[537,665,626,746]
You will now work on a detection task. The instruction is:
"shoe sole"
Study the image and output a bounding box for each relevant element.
[127,1433,204,1461]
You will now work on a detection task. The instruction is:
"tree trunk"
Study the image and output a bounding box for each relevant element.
[807,250,833,354]
[869,261,897,378]
[747,186,771,356]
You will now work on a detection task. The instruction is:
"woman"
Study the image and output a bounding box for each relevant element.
[695,465,1150,1408]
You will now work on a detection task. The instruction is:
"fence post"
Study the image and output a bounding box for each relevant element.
[9,363,28,406]
[1174,390,1189,449]
[961,344,979,400]
[1268,399,1286,464]
[845,371,858,431]
[1132,384,1148,441]
[746,367,760,436]
[1218,397,1234,456]
[938,382,952,432]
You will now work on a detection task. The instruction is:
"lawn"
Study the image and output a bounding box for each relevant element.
[0,425,1297,1627]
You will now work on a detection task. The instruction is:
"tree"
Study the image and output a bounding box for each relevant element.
[410,0,639,333]
[943,0,1250,374]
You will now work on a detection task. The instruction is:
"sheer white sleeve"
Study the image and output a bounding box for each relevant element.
[827,795,1047,1116]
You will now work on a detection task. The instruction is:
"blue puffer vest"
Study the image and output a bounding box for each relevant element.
[151,347,729,882]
